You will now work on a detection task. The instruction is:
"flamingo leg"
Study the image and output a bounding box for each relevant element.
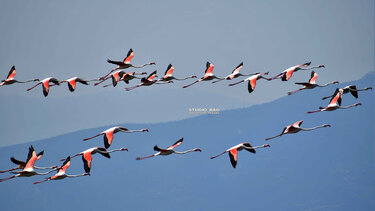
[288,88,305,95]
[210,151,227,159]
[265,133,283,141]
[136,154,156,160]
[0,175,18,182]
[125,84,142,91]
[33,178,50,184]
[100,68,118,81]
[0,167,21,173]
[82,133,103,141]
[182,80,201,88]
[307,109,323,114]
[26,82,42,91]
[228,80,245,86]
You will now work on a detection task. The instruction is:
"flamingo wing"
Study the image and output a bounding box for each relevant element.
[96,147,111,159]
[247,77,257,93]
[349,85,358,98]
[308,71,318,84]
[204,62,214,75]
[228,148,238,168]
[231,62,243,74]
[293,120,303,127]
[164,64,174,77]
[153,145,164,152]
[24,146,37,169]
[10,157,26,166]
[82,153,92,173]
[107,59,124,66]
[123,48,134,64]
[282,70,293,81]
[58,156,71,174]
[147,70,157,81]
[5,66,16,80]
[76,78,89,85]
[167,138,183,150]
[242,143,256,153]
[103,132,114,149]
[329,88,342,106]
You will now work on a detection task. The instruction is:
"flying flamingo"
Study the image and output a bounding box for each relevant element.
[265,120,331,141]
[60,147,128,173]
[212,62,260,83]
[26,77,60,97]
[0,146,56,182]
[157,64,197,82]
[307,88,362,114]
[182,62,224,88]
[59,77,98,92]
[288,71,339,95]
[0,151,56,173]
[136,138,201,160]
[321,85,372,100]
[33,157,89,184]
[270,62,325,81]
[83,126,149,148]
[95,71,147,87]
[210,143,270,168]
[0,65,39,86]
[228,72,271,93]
[100,48,155,80]
[125,71,173,91]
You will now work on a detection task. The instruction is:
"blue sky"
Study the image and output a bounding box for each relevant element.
[0,0,373,146]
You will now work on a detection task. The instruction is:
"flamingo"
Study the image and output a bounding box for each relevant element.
[182,62,224,88]
[321,85,372,100]
[228,72,271,93]
[307,88,362,114]
[0,151,56,173]
[60,147,128,173]
[0,146,56,182]
[265,120,331,141]
[96,70,147,87]
[59,77,98,92]
[83,126,149,148]
[212,62,259,83]
[0,65,39,86]
[26,77,60,97]
[270,62,325,81]
[210,143,270,168]
[136,138,201,160]
[157,64,197,82]
[33,157,89,184]
[288,71,339,95]
[125,71,173,91]
[100,48,155,80]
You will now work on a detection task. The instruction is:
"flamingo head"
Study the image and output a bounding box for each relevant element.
[33,79,40,82]
[141,72,148,75]
[194,148,202,152]
[323,124,331,127]
[366,87,372,90]
[150,62,156,65]
[263,72,269,75]
[142,129,149,132]
[168,81,174,83]
[264,144,271,147]
[84,172,91,176]
[355,103,362,106]
[191,75,197,78]
[332,81,339,84]
[318,65,325,68]
[120,148,128,151]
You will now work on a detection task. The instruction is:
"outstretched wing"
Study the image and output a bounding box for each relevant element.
[308,71,318,84]
[242,143,256,153]
[228,149,238,168]
[6,66,16,80]
[167,138,183,150]
[329,88,342,106]
[292,120,303,127]
[10,157,26,166]
[231,62,243,74]
[123,48,134,64]
[147,70,157,81]
[348,85,358,98]
[204,62,214,75]
[164,64,174,77]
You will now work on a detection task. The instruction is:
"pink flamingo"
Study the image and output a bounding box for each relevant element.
[182,62,224,88]
[0,146,56,182]
[33,157,89,184]
[26,77,60,97]
[0,65,39,86]
[307,88,362,114]
[210,143,270,168]
[212,62,260,83]
[125,71,173,91]
[265,120,331,141]
[59,77,98,92]
[321,85,372,100]
[157,64,197,82]
[228,72,270,93]
[136,138,201,160]
[83,126,149,148]
[270,62,325,81]
[96,71,147,87]
[288,71,339,95]
[0,150,56,173]
[100,48,155,80]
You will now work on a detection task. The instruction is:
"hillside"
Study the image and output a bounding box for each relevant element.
[0,72,373,210]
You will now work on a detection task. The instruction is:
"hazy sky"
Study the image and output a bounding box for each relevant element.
[0,0,373,146]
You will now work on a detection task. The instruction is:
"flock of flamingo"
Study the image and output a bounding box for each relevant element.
[0,48,372,183]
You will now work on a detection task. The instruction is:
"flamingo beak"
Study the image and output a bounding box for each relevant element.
[121,148,128,151]
[196,149,202,152]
